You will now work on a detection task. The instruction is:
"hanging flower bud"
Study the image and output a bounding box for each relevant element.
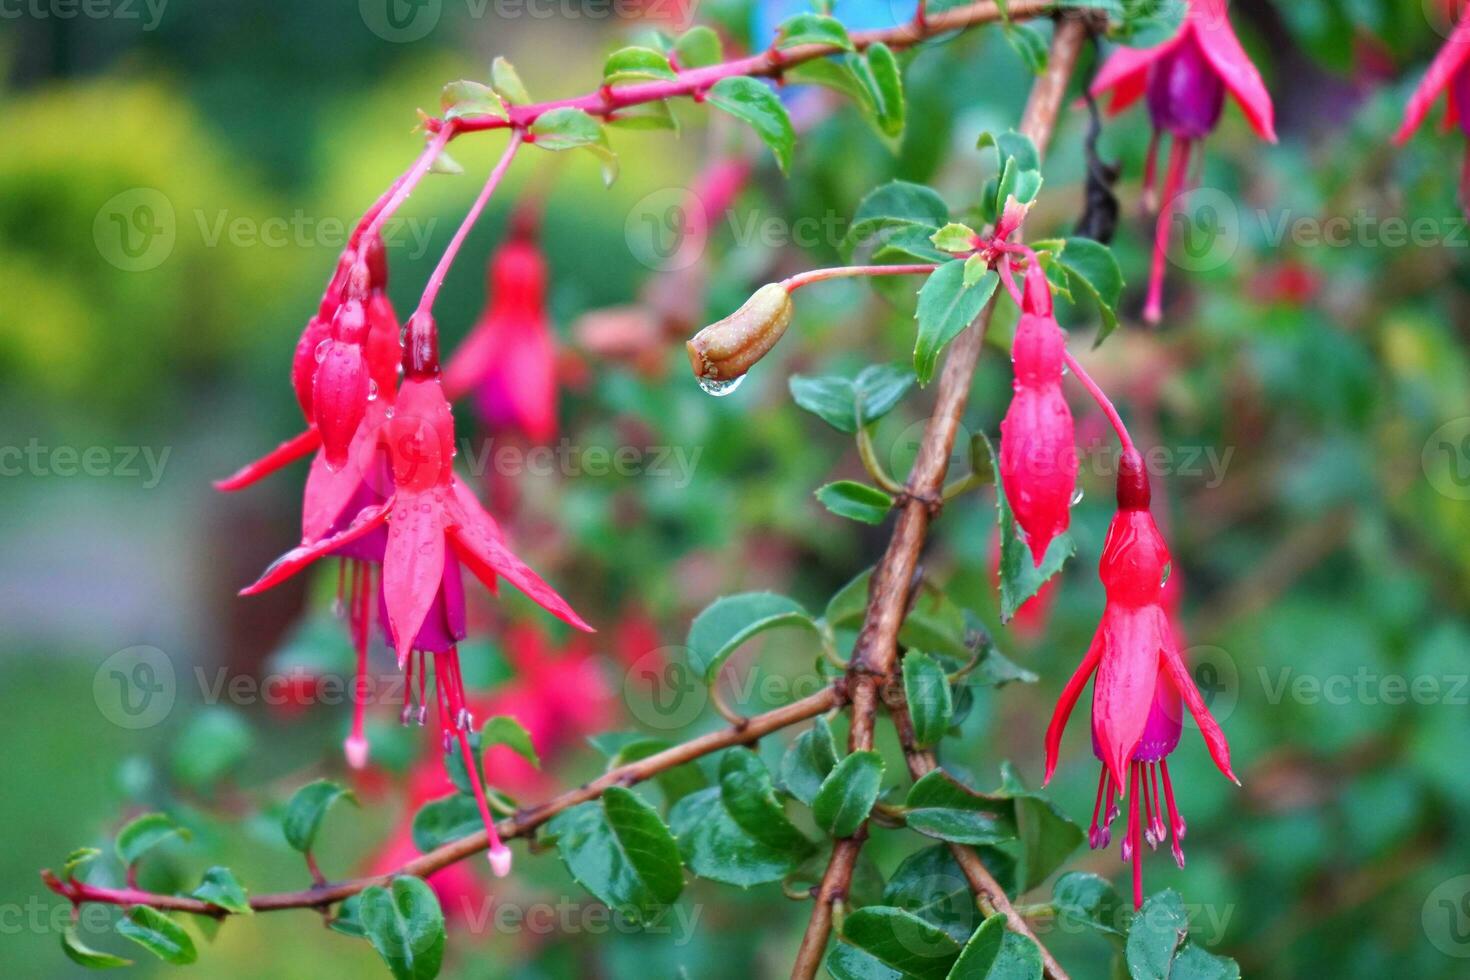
[1395,16,1470,218]
[999,264,1077,564]
[1041,450,1236,908]
[685,283,792,385]
[313,292,372,471]
[1091,0,1276,322]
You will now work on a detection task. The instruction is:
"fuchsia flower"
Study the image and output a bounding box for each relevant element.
[243,312,592,876]
[443,210,558,443]
[1091,0,1276,322]
[1394,15,1470,216]
[1042,450,1235,908]
[999,263,1077,564]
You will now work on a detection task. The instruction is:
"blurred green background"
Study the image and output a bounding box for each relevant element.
[4,1,1470,977]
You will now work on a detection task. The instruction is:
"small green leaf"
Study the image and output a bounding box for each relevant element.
[813,751,884,837]
[282,779,358,854]
[190,866,252,914]
[1126,890,1189,980]
[904,770,1018,846]
[686,592,816,684]
[931,222,978,254]
[781,717,839,806]
[170,708,253,790]
[914,261,1000,385]
[1003,22,1049,74]
[706,76,795,173]
[62,926,132,969]
[411,794,481,853]
[885,845,1012,941]
[529,107,617,186]
[1051,872,1126,938]
[840,906,963,980]
[992,764,1083,893]
[115,906,197,965]
[329,894,365,938]
[63,847,102,880]
[816,481,894,525]
[360,876,445,980]
[673,25,722,68]
[115,813,189,868]
[1056,237,1124,345]
[862,43,906,143]
[972,432,1074,621]
[963,254,991,287]
[481,715,540,769]
[1169,943,1242,980]
[549,787,683,923]
[844,180,950,262]
[903,652,954,749]
[490,56,531,105]
[788,364,916,434]
[440,79,507,121]
[775,12,853,51]
[948,915,1043,979]
[603,46,677,85]
[608,99,679,132]
[428,150,463,176]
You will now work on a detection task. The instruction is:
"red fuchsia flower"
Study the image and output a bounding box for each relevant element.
[1091,0,1276,323]
[999,263,1077,565]
[1394,16,1470,217]
[242,312,593,876]
[1043,450,1236,908]
[442,210,558,444]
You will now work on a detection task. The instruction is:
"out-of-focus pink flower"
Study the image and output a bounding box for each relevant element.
[1395,16,1470,216]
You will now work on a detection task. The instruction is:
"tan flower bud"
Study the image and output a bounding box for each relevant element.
[685,283,793,383]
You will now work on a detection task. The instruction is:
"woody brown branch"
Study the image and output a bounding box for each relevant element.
[789,15,1091,980]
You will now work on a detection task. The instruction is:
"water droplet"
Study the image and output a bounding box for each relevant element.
[697,374,745,397]
[331,597,345,619]
[314,339,331,363]
[1070,488,1084,506]
[367,379,379,402]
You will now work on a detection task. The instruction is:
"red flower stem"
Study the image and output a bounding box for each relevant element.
[414,130,524,319]
[779,263,937,292]
[361,123,456,245]
[434,1,1052,138]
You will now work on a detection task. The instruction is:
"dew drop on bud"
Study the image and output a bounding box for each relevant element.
[367,379,379,402]
[314,338,331,363]
[1070,488,1085,506]
[697,374,745,397]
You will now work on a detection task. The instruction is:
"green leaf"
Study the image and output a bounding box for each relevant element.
[844,181,950,262]
[976,130,1040,173]
[62,926,132,969]
[115,906,197,965]
[606,737,708,807]
[785,56,867,102]
[190,866,252,914]
[1051,872,1127,938]
[1056,237,1124,345]
[788,364,916,434]
[826,569,974,660]
[672,25,722,68]
[359,876,445,980]
[1168,943,1242,980]
[973,432,1075,621]
[170,708,253,789]
[932,222,978,254]
[885,845,1012,941]
[948,915,1043,979]
[490,56,531,105]
[903,652,954,748]
[411,794,481,853]
[115,813,189,867]
[603,46,677,85]
[816,481,895,525]
[529,107,618,185]
[329,894,365,938]
[686,592,816,683]
[428,149,462,175]
[706,76,795,172]
[669,749,815,886]
[914,261,1000,384]
[812,750,884,837]
[781,717,839,806]
[827,941,905,980]
[992,763,1084,892]
[862,43,906,142]
[775,12,853,50]
[1003,22,1049,74]
[1126,890,1189,979]
[440,79,507,121]
[904,770,1018,846]
[481,715,540,769]
[608,99,679,132]
[549,787,683,923]
[840,906,964,980]
[282,779,358,854]
[63,847,102,880]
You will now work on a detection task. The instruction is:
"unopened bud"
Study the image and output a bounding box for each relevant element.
[685,283,792,383]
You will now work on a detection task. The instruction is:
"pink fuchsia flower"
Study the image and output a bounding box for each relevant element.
[443,211,558,444]
[242,312,593,875]
[999,263,1077,565]
[1394,16,1470,216]
[1091,0,1276,322]
[1042,450,1235,907]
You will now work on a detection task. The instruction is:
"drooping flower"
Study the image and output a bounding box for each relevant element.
[1394,15,1470,217]
[243,311,593,875]
[1042,450,1235,907]
[1091,0,1276,322]
[442,210,558,444]
[999,263,1077,565]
